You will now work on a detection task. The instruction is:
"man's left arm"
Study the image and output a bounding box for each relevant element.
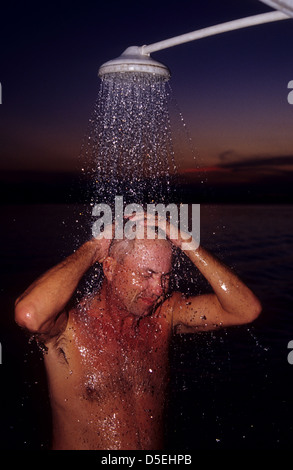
[128,211,262,331]
[171,244,262,331]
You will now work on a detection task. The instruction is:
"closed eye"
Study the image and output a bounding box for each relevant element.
[142,272,153,279]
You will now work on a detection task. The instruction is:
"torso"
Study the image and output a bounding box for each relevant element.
[44,294,174,450]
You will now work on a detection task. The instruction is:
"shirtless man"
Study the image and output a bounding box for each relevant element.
[14,214,261,450]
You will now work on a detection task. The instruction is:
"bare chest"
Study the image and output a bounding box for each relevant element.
[69,314,171,404]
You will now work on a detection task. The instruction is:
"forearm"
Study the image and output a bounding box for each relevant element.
[15,239,100,332]
[185,245,261,319]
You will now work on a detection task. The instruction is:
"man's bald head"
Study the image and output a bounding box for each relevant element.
[108,238,173,265]
[104,237,173,316]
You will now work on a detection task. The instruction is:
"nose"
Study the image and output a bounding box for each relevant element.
[149,274,164,297]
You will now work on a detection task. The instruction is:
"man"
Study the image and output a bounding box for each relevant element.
[14,213,261,450]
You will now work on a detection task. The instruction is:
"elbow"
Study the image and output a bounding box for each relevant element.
[246,296,262,324]
[231,296,262,327]
[14,298,40,333]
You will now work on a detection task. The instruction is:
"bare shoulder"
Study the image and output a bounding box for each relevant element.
[45,293,105,349]
[39,310,67,349]
[44,294,94,343]
[159,292,183,325]
[41,307,81,371]
[160,291,223,332]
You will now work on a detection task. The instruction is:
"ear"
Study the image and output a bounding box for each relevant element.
[102,256,117,282]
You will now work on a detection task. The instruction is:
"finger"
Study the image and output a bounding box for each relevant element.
[124,211,146,221]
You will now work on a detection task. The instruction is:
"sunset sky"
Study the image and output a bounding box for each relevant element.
[1,0,293,201]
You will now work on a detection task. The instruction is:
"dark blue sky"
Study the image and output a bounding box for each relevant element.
[1,0,293,193]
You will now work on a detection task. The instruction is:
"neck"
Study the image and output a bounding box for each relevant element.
[100,282,140,335]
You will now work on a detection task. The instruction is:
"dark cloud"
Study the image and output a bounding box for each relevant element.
[220,154,293,171]
[218,150,237,163]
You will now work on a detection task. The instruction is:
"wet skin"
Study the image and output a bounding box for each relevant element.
[15,228,261,449]
[44,240,174,450]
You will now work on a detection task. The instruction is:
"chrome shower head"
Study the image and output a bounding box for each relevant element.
[98,46,171,80]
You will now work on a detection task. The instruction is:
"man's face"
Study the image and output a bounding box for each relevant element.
[109,239,172,317]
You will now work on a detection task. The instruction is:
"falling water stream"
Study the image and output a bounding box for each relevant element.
[75,69,204,306]
[81,72,179,207]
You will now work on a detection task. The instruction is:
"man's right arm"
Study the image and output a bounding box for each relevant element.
[15,237,109,336]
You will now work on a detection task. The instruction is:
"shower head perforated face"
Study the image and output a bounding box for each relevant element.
[98,46,171,80]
